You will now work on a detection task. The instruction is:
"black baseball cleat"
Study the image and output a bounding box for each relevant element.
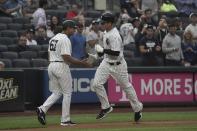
[134,111,142,122]
[36,107,46,125]
[60,121,76,126]
[96,106,113,120]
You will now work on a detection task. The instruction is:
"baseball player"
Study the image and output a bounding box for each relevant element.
[36,20,91,126]
[93,12,143,122]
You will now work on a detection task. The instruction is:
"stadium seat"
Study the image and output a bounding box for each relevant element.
[41,44,49,51]
[0,17,12,24]
[31,58,48,67]
[38,51,48,59]
[0,37,14,45]
[0,23,7,30]
[0,45,8,52]
[13,17,30,24]
[19,51,37,59]
[12,59,31,68]
[0,30,18,37]
[0,58,12,68]
[7,44,18,52]
[7,23,23,30]
[1,51,18,60]
[27,45,42,52]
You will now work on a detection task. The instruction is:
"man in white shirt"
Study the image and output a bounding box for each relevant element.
[184,13,197,41]
[26,28,37,45]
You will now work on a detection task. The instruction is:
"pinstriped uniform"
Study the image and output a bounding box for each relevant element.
[39,33,73,122]
[93,27,143,112]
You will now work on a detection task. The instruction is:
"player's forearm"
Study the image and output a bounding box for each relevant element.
[104,49,120,56]
[62,55,85,66]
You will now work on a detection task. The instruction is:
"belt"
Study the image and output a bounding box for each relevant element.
[108,61,121,66]
[50,61,64,62]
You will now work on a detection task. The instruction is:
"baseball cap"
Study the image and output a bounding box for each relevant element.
[189,13,197,19]
[101,12,115,23]
[62,20,77,29]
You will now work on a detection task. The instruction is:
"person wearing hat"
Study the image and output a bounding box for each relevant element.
[26,28,37,45]
[184,13,197,42]
[86,19,104,56]
[162,23,184,66]
[70,22,87,61]
[92,12,143,122]
[120,14,135,45]
[36,20,91,126]
[139,25,163,66]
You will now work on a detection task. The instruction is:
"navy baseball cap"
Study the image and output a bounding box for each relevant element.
[101,12,115,23]
[62,20,77,29]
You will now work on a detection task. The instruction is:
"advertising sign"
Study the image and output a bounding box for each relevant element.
[43,69,99,103]
[108,73,194,103]
[0,71,25,112]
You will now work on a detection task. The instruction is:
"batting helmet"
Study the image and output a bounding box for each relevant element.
[62,20,77,30]
[101,12,115,23]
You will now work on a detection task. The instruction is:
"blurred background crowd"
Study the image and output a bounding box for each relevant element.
[0,0,196,69]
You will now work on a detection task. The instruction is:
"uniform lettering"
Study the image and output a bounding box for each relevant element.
[49,39,58,51]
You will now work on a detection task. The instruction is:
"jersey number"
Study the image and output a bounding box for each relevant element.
[49,39,58,51]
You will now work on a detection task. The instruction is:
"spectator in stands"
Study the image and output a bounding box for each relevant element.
[0,61,5,70]
[26,28,37,45]
[155,17,168,64]
[23,0,37,17]
[120,0,142,18]
[140,8,157,26]
[139,25,163,66]
[184,13,197,42]
[141,0,162,15]
[0,0,23,17]
[35,26,50,45]
[134,20,146,56]
[160,0,177,13]
[162,23,184,66]
[50,16,61,32]
[86,20,103,55]
[155,17,168,44]
[16,33,29,52]
[65,4,78,20]
[120,14,134,46]
[32,0,47,29]
[70,22,86,60]
[46,15,61,38]
[182,31,197,66]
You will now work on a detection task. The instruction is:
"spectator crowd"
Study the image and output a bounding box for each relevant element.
[0,0,197,68]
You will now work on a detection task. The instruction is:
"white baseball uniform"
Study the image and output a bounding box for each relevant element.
[39,33,72,122]
[92,27,143,112]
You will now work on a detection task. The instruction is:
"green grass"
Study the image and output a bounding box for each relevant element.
[0,112,197,130]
